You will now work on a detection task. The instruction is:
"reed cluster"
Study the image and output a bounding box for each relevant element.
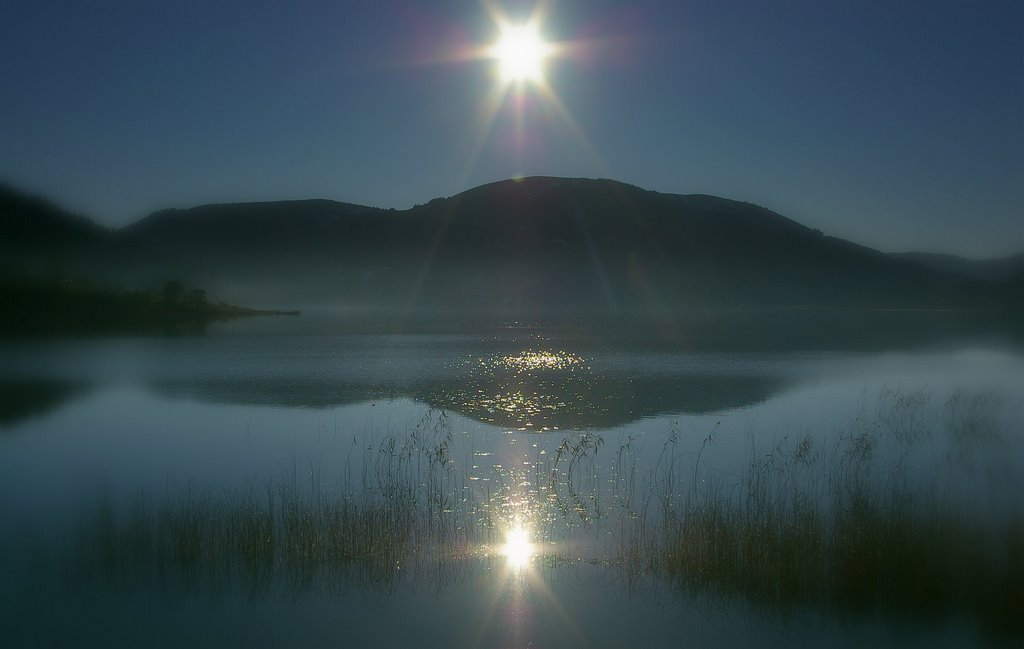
[60,390,1021,639]
[613,390,1022,638]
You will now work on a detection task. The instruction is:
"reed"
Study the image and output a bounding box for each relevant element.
[613,390,1023,638]
[60,392,1022,639]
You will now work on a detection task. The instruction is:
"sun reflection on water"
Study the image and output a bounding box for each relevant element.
[445,348,592,430]
[502,524,534,570]
[498,350,584,373]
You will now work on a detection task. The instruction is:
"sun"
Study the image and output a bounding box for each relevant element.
[490,22,552,84]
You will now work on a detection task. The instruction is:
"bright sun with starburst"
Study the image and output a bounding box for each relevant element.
[444,4,603,186]
[490,21,553,84]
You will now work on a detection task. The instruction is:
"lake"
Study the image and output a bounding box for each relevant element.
[1,310,1021,648]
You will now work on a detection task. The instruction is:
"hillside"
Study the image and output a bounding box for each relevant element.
[109,177,1010,314]
[891,252,1024,283]
[0,183,108,245]
[0,184,111,276]
[2,177,1018,320]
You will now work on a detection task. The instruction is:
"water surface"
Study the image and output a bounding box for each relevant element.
[1,312,1021,647]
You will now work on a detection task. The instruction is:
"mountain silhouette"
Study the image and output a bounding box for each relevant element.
[0,183,108,245]
[1,177,1018,321]
[891,251,1024,283]
[0,183,110,278]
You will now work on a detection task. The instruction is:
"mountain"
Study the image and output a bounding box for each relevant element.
[109,177,1013,314]
[891,252,1024,283]
[121,199,384,252]
[0,183,110,276]
[0,183,108,245]
[2,177,1019,320]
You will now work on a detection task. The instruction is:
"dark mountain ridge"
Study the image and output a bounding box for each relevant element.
[1,177,1019,319]
[122,199,384,250]
[0,184,117,285]
[0,183,109,245]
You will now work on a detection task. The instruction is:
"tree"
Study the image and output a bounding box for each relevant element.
[188,288,209,312]
[162,280,184,305]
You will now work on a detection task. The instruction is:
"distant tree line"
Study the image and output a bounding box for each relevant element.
[0,275,249,336]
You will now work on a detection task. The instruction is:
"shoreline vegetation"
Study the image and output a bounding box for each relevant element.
[40,394,1022,643]
[0,277,298,336]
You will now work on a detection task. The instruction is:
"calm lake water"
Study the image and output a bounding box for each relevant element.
[1,311,1021,648]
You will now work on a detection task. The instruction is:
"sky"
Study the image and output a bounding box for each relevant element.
[0,0,1021,258]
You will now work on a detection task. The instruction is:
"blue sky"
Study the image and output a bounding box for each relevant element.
[1,0,1021,257]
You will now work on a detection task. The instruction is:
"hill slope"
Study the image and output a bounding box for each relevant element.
[3,177,1017,317]
[891,252,1024,283]
[112,177,1010,314]
[0,184,110,275]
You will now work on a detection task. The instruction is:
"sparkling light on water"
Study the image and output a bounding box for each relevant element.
[498,350,584,373]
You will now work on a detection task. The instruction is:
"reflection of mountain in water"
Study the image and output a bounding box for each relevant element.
[427,373,779,430]
[3,308,1020,431]
[148,349,784,430]
[0,380,86,429]
[421,349,781,429]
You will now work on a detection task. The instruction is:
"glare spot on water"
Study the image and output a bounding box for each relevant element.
[502,525,534,570]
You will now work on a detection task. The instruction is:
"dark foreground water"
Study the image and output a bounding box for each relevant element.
[1,311,1021,647]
